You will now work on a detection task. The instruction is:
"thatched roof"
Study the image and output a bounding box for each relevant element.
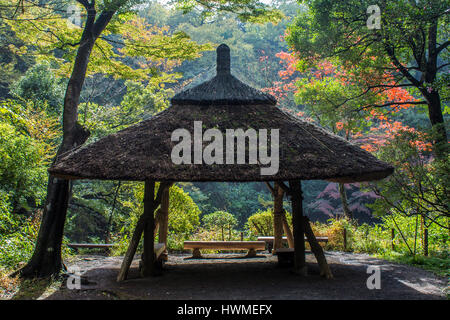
[172,44,277,106]
[49,44,393,183]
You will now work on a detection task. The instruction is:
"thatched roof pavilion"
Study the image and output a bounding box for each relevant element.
[49,44,393,281]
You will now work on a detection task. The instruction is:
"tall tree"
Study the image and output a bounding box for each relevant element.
[287,0,449,155]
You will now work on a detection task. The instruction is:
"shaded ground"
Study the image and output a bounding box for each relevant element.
[9,252,449,300]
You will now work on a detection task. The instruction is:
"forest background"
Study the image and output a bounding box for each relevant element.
[0,0,448,279]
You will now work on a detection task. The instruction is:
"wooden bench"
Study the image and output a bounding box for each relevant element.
[68,243,166,267]
[273,244,327,267]
[184,241,266,258]
[257,236,328,253]
[68,243,113,253]
[273,248,296,266]
[257,236,288,253]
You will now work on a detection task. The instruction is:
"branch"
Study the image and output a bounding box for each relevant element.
[354,100,427,112]
[75,0,91,10]
[384,43,422,88]
[437,62,450,71]
[436,40,449,54]
[264,181,275,196]
[276,181,291,195]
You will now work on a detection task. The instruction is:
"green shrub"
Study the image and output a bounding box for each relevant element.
[202,211,237,241]
[246,209,273,237]
[110,184,200,255]
[0,213,39,270]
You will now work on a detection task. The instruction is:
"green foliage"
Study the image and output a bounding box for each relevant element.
[0,191,15,234]
[287,0,449,129]
[0,122,47,211]
[184,182,273,227]
[308,216,448,277]
[0,212,39,270]
[141,1,298,91]
[380,252,449,278]
[311,215,448,264]
[5,4,213,80]
[246,209,274,236]
[369,130,449,231]
[288,0,449,69]
[294,62,376,136]
[175,0,284,24]
[202,211,237,241]
[246,208,292,237]
[111,184,200,254]
[0,99,62,271]
[167,185,201,249]
[10,63,65,115]
[0,98,59,212]
[0,7,33,99]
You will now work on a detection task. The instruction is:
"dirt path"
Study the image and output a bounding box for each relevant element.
[12,252,448,300]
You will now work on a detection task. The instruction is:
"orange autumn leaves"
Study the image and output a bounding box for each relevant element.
[261,51,299,102]
[357,110,432,153]
[262,50,432,153]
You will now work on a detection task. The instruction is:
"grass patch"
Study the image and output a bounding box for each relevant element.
[377,251,450,277]
[0,267,64,300]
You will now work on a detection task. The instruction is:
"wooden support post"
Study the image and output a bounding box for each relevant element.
[246,248,257,258]
[391,228,395,251]
[153,209,162,237]
[273,182,284,252]
[303,217,333,279]
[117,181,172,282]
[192,248,202,258]
[281,210,294,248]
[141,181,157,277]
[289,180,307,276]
[158,187,170,260]
[343,228,347,251]
[266,181,293,248]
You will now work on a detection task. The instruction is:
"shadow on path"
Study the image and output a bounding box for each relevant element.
[34,252,447,300]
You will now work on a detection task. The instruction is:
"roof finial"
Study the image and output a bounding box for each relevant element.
[217,44,230,75]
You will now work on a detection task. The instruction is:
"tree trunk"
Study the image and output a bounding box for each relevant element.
[289,180,307,276]
[425,91,447,156]
[424,21,447,153]
[13,178,72,278]
[338,183,352,220]
[157,187,170,260]
[141,181,156,277]
[105,181,121,243]
[16,5,116,278]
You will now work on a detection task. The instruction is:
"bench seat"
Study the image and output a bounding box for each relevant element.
[67,243,113,253]
[257,236,329,243]
[257,236,328,253]
[184,241,265,258]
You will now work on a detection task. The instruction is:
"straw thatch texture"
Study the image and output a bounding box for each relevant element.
[49,101,393,183]
[172,44,276,106]
[171,72,277,106]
